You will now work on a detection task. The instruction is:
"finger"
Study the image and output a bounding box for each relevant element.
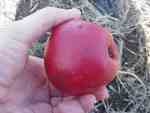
[51,96,76,108]
[11,7,81,47]
[51,97,62,107]
[26,56,47,81]
[94,86,109,101]
[29,103,52,113]
[53,99,84,113]
[7,56,49,104]
[79,94,97,113]
[28,56,62,97]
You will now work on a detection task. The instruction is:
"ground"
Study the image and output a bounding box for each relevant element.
[14,0,150,113]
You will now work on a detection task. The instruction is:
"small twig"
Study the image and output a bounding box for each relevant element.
[117,38,124,65]
[29,1,39,13]
[116,76,130,94]
[102,100,110,113]
[118,71,147,112]
[3,12,15,21]
[125,47,137,56]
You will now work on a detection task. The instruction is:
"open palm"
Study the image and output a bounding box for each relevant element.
[0,7,108,113]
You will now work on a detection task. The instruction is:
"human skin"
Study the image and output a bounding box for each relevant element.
[0,7,108,113]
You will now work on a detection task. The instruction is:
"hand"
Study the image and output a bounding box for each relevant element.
[0,7,109,113]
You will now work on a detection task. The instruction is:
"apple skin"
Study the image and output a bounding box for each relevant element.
[44,19,119,96]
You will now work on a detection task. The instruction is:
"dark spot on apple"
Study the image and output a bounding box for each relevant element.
[80,47,94,56]
[83,47,90,52]
[108,47,114,59]
[78,24,83,29]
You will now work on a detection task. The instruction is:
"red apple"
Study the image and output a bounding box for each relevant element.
[44,19,119,96]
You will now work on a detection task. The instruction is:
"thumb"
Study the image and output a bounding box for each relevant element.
[10,7,81,47]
